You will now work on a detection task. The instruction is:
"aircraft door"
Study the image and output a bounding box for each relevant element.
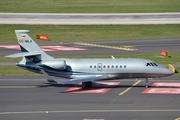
[97,63,102,71]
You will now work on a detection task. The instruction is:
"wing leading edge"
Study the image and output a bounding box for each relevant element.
[61,74,109,85]
[40,68,109,85]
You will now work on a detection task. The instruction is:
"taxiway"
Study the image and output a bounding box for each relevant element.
[0,38,180,120]
[0,38,180,57]
[0,76,180,120]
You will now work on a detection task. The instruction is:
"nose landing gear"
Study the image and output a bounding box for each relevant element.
[145,78,149,88]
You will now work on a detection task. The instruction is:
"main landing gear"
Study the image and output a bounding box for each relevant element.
[82,81,92,89]
[145,78,149,88]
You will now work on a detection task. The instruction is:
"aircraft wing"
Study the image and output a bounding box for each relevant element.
[40,68,109,84]
[61,74,109,85]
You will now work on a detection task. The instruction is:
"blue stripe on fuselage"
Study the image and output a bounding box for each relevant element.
[16,63,101,78]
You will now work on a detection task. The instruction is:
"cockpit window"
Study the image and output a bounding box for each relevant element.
[150,63,154,66]
[146,63,151,66]
[147,62,158,67]
[153,62,158,66]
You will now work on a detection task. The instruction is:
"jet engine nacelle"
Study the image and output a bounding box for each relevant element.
[39,60,66,70]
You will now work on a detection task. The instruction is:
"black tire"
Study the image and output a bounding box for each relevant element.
[82,81,92,89]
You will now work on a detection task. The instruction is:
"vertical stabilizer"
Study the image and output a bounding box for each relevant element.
[13,30,53,61]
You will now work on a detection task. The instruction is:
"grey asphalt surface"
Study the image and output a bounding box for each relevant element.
[1,38,180,57]
[0,38,180,119]
[1,13,180,24]
[0,33,180,119]
[0,76,180,120]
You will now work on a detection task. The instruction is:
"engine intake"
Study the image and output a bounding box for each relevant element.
[38,60,66,70]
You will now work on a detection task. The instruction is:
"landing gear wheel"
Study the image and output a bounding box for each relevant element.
[82,81,92,89]
[145,78,149,88]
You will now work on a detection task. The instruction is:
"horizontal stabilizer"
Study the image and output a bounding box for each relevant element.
[9,30,54,61]
[6,52,41,58]
[61,74,108,85]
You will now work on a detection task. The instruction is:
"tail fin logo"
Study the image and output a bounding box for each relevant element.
[22,36,26,40]
[19,35,32,43]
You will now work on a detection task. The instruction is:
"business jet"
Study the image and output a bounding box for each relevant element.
[6,30,177,89]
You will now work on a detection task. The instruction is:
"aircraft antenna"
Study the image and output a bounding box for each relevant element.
[111,56,115,59]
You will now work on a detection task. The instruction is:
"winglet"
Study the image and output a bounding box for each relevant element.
[111,55,115,59]
[168,64,178,73]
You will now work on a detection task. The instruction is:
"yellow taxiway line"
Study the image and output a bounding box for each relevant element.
[75,42,137,51]
[119,80,141,95]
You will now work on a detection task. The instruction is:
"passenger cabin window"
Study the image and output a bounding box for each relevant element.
[146,63,151,66]
[90,64,128,69]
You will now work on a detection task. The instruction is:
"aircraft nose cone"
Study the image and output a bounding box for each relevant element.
[163,68,174,75]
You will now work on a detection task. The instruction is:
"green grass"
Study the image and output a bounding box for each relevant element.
[0,57,21,62]
[1,24,180,43]
[0,0,180,13]
[0,66,42,76]
[0,24,180,76]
